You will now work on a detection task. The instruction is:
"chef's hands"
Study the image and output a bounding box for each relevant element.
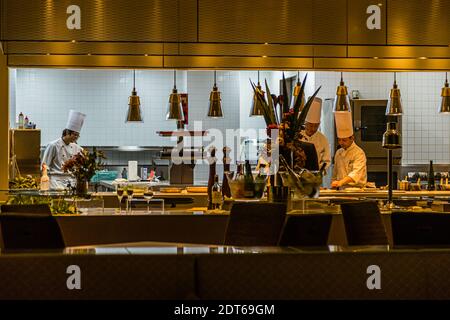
[331,180,342,189]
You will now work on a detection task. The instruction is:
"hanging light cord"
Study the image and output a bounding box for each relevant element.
[257,70,260,85]
[394,72,397,84]
[446,72,448,85]
[214,70,217,87]
[173,70,177,90]
[133,69,136,90]
[340,72,344,85]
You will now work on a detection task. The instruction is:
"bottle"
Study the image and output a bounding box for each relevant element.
[427,160,435,191]
[211,175,223,210]
[244,160,255,198]
[207,147,217,209]
[222,147,231,198]
[254,163,267,198]
[18,112,24,129]
[24,116,29,128]
[40,163,50,191]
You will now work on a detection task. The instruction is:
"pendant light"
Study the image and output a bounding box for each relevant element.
[166,70,184,121]
[207,70,224,118]
[249,70,265,117]
[439,72,450,114]
[126,69,143,122]
[386,72,403,116]
[290,70,305,110]
[333,72,351,112]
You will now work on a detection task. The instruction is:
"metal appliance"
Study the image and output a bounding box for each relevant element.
[9,129,41,179]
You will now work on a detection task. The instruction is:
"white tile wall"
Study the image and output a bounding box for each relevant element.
[13,69,450,186]
[315,71,450,164]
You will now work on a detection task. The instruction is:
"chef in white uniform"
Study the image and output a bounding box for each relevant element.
[300,97,331,173]
[331,112,367,189]
[41,110,86,190]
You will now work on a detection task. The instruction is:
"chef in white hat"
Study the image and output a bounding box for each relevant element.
[300,97,331,172]
[331,112,367,189]
[41,110,86,190]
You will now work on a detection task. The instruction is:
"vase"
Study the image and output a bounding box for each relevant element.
[75,177,88,197]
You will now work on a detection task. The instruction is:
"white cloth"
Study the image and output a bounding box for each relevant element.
[41,138,83,190]
[305,97,322,123]
[332,142,367,187]
[301,130,331,173]
[66,110,86,133]
[334,112,354,138]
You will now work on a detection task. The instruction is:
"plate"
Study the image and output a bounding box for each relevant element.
[159,187,183,193]
[186,187,208,193]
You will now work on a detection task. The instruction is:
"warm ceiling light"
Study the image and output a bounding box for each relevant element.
[144,54,148,56]
[333,72,351,112]
[439,72,450,114]
[386,72,403,116]
[87,53,91,56]
[264,42,269,45]
[46,53,50,56]
[249,70,265,117]
[291,70,305,111]
[71,40,76,43]
[419,57,427,60]
[166,70,184,121]
[373,57,379,59]
[207,70,224,118]
[126,69,143,122]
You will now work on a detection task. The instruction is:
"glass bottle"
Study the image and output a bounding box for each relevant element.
[244,160,255,198]
[18,112,24,129]
[427,160,435,191]
[254,163,267,198]
[211,175,223,209]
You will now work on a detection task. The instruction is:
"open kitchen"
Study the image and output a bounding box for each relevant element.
[0,0,450,303]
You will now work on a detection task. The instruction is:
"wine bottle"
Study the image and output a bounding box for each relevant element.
[244,160,255,198]
[211,174,223,209]
[222,147,231,198]
[254,163,267,198]
[427,160,435,191]
[207,147,217,209]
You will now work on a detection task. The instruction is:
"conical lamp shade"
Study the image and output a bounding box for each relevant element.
[382,122,401,149]
[291,81,305,111]
[249,82,265,116]
[126,89,143,122]
[166,88,184,121]
[126,69,143,122]
[333,74,351,112]
[208,85,224,118]
[439,75,450,114]
[386,76,403,115]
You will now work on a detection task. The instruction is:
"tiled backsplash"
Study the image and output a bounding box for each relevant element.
[12,69,450,185]
[315,71,450,165]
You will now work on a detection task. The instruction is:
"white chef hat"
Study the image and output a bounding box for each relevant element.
[305,97,322,124]
[334,112,354,138]
[66,110,86,133]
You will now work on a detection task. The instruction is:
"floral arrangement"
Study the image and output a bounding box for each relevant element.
[250,73,321,172]
[62,148,105,194]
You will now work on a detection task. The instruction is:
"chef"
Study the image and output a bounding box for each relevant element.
[301,97,331,172]
[41,110,86,190]
[331,112,367,189]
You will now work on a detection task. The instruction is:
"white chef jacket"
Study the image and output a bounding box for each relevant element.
[41,138,83,190]
[332,142,367,187]
[301,130,331,173]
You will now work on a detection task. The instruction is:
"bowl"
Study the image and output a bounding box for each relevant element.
[225,172,268,200]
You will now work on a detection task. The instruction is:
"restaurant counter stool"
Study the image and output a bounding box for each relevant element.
[279,214,332,247]
[223,202,287,246]
[340,201,389,246]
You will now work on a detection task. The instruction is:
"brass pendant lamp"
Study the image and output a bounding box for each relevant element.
[439,72,450,114]
[166,70,184,121]
[333,72,351,112]
[290,70,305,110]
[386,72,403,116]
[249,70,265,117]
[126,69,143,122]
[207,70,224,118]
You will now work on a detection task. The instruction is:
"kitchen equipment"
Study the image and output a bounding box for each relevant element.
[10,129,41,180]
[128,161,139,181]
